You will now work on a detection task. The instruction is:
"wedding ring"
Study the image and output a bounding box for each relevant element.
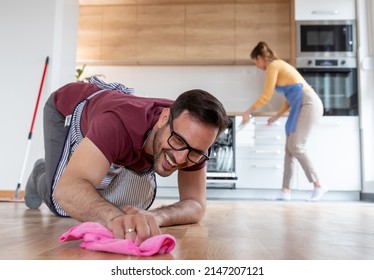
[125,228,135,234]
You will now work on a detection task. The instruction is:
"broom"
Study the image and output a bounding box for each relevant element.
[0,56,49,202]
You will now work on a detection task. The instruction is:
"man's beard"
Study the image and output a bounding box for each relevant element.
[153,151,174,177]
[152,128,187,177]
[152,127,173,177]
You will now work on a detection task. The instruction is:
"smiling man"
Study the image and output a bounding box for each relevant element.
[24,77,228,243]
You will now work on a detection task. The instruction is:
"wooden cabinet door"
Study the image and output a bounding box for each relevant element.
[235,1,291,62]
[77,1,292,65]
[136,5,185,64]
[185,4,235,64]
[101,6,137,63]
[77,6,103,61]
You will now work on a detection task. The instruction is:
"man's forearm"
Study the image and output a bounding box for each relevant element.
[54,180,124,226]
[150,199,205,227]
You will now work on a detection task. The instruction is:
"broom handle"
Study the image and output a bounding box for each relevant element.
[15,56,49,199]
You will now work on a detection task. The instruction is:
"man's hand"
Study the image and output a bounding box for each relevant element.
[107,205,161,244]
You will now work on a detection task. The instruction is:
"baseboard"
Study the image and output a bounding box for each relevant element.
[157,187,362,201]
[0,190,25,199]
[361,192,374,202]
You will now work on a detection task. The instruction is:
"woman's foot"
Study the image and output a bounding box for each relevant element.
[271,190,291,201]
[306,188,328,202]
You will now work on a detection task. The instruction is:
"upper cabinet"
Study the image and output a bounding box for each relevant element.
[295,0,356,21]
[77,0,292,65]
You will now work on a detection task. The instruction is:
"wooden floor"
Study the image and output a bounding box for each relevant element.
[1,199,374,260]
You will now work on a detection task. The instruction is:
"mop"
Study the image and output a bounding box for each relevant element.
[0,56,49,202]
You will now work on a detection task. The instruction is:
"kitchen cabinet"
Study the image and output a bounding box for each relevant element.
[296,116,361,191]
[235,1,291,62]
[235,115,361,192]
[76,6,103,61]
[101,5,137,62]
[294,0,356,21]
[185,4,235,64]
[77,0,292,65]
[235,116,290,189]
[156,116,361,196]
[136,5,185,64]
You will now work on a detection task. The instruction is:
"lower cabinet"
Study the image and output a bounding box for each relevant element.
[236,158,284,189]
[155,116,361,193]
[235,115,287,189]
[296,116,361,191]
[235,116,361,191]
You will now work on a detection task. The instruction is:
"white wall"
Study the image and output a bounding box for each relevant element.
[357,0,374,192]
[0,0,285,192]
[0,0,78,191]
[80,65,285,114]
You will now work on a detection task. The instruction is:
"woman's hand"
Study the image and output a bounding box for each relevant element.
[267,115,279,125]
[241,112,253,125]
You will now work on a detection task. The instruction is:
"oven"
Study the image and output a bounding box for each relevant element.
[296,20,356,57]
[297,57,358,116]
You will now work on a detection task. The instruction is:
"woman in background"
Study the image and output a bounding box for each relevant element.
[242,41,326,201]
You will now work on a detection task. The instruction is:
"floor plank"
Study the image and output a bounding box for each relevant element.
[0,199,373,260]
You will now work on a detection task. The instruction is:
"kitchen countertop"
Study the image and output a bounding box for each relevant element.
[227,111,284,116]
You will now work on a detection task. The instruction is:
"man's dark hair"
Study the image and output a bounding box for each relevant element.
[170,89,229,137]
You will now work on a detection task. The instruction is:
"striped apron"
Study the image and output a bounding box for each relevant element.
[51,89,157,217]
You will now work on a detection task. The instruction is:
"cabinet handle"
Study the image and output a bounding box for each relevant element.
[311,10,338,15]
[251,164,282,169]
[254,150,282,154]
[253,121,281,126]
[316,121,342,126]
[253,135,282,140]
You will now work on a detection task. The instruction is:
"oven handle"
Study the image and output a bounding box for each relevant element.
[297,68,354,74]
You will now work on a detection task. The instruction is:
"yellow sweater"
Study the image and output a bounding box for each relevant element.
[253,59,312,114]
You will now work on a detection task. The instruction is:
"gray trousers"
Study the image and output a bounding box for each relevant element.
[282,90,324,189]
[37,92,69,214]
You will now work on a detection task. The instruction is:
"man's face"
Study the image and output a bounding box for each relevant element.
[153,110,219,177]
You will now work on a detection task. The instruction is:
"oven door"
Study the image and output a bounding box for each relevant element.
[297,67,358,116]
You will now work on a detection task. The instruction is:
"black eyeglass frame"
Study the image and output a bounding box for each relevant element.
[167,113,210,164]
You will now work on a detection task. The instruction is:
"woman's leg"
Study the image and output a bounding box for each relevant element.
[282,136,296,191]
[272,138,294,200]
[287,91,326,200]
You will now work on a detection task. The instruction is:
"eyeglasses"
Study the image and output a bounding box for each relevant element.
[167,114,210,164]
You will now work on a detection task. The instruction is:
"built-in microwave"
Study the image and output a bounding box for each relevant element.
[296,20,356,57]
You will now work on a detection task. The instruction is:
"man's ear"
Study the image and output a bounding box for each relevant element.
[157,108,170,128]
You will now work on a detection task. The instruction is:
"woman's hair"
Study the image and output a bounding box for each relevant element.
[250,41,279,62]
[170,89,229,137]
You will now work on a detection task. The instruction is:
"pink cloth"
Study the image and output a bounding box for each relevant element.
[59,222,176,256]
